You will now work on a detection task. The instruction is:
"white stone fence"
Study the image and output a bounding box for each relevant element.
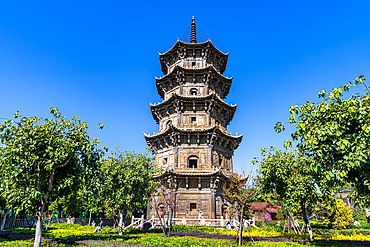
[127,215,258,229]
[3,215,258,230]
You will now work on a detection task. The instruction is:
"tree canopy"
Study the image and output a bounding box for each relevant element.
[0,107,103,247]
[99,148,156,234]
[275,75,370,203]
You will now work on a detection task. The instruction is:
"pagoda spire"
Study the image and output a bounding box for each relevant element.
[191,16,196,43]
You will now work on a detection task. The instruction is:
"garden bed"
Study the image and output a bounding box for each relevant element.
[3,223,370,247]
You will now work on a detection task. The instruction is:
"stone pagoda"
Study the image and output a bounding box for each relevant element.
[144,17,242,220]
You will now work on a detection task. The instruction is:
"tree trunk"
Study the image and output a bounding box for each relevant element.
[34,207,44,247]
[301,202,314,242]
[287,218,291,233]
[238,205,244,246]
[300,221,306,234]
[168,192,176,236]
[88,211,92,226]
[1,209,10,231]
[118,209,123,235]
[152,198,167,238]
[168,206,174,236]
[45,215,53,230]
[290,216,298,234]
[112,214,116,229]
[286,210,299,234]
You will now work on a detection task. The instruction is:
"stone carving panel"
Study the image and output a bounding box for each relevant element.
[179,200,186,213]
[200,153,206,166]
[216,197,221,215]
[201,200,209,215]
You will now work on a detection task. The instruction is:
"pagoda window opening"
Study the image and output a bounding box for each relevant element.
[188,155,199,168]
[163,157,168,165]
[190,203,197,211]
[192,61,196,67]
[190,88,198,95]
[191,116,196,123]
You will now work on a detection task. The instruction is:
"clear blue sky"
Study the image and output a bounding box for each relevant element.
[1,1,370,173]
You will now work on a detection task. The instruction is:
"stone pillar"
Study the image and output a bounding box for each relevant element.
[174,146,178,168]
[146,200,151,220]
[211,190,216,219]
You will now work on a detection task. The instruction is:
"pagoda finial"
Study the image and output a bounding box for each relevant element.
[191,16,196,44]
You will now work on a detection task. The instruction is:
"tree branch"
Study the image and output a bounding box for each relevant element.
[54,158,71,169]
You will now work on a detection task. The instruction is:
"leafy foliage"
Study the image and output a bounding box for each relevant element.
[0,107,103,215]
[275,75,370,203]
[0,107,103,246]
[254,147,325,241]
[254,148,321,212]
[225,173,256,245]
[98,148,156,230]
[329,199,353,230]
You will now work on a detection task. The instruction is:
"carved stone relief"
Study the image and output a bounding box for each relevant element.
[216,197,221,215]
[179,200,186,213]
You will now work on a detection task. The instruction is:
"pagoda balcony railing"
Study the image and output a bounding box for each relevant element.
[154,167,234,176]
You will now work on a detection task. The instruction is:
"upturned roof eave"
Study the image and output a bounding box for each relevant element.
[159,39,229,75]
[150,93,236,110]
[144,124,242,141]
[159,39,229,57]
[156,64,233,82]
[153,168,232,179]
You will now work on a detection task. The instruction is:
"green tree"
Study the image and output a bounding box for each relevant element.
[225,173,256,246]
[77,156,106,226]
[151,179,178,238]
[99,148,156,235]
[0,108,103,247]
[254,147,325,241]
[275,75,370,204]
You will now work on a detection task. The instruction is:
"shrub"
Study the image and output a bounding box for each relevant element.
[265,213,272,221]
[100,226,118,234]
[329,199,353,230]
[276,209,284,220]
[48,223,94,231]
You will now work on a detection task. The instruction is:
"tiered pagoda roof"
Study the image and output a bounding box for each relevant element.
[159,39,229,75]
[144,124,243,153]
[154,168,231,179]
[146,17,244,221]
[145,16,242,172]
[155,65,233,99]
[150,93,237,125]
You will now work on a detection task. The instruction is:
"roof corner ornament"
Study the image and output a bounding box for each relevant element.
[191,16,196,44]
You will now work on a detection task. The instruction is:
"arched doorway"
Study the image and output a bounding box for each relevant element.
[190,88,198,96]
[188,155,199,168]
